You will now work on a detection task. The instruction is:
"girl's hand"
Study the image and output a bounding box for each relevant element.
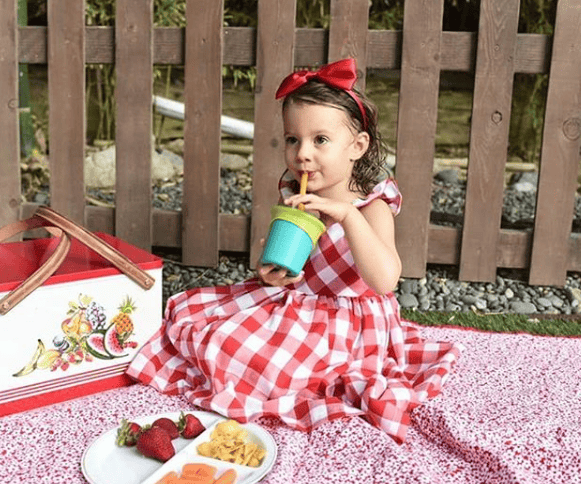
[257,238,304,286]
[257,263,304,286]
[284,193,355,225]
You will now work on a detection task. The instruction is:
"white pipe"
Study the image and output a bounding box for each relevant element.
[153,95,254,140]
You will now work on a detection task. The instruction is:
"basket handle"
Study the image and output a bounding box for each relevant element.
[34,206,155,290]
[0,216,71,315]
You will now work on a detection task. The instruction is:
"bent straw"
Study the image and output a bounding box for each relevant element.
[298,172,308,211]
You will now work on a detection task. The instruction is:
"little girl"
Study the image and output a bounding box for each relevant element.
[127,58,462,444]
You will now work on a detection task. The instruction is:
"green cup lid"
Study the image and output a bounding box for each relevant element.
[270,205,326,246]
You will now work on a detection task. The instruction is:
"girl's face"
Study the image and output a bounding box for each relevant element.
[283,102,369,202]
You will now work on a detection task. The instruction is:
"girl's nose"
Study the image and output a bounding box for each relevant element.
[296,141,312,162]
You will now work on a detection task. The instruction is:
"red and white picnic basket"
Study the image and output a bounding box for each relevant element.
[0,207,163,416]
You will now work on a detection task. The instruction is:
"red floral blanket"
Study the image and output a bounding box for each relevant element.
[1,325,579,484]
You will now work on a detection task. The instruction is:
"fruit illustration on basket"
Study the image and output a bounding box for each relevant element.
[12,294,139,377]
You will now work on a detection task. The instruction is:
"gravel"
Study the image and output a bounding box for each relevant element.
[36,165,581,316]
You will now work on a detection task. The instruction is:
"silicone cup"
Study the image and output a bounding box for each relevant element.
[261,205,326,276]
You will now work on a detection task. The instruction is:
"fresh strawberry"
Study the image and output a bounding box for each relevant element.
[178,412,205,439]
[115,419,142,447]
[136,426,175,462]
[151,417,180,440]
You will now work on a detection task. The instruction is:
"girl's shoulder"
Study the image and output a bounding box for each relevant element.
[353,178,402,215]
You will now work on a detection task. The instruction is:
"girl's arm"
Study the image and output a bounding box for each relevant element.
[285,195,401,294]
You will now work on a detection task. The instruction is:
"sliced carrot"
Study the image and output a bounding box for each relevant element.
[155,471,180,484]
[180,463,217,483]
[212,469,238,484]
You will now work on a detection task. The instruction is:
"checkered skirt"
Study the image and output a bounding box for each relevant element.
[127,177,463,443]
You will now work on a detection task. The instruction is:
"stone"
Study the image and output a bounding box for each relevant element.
[509,301,537,314]
[400,279,417,294]
[398,294,419,309]
[435,168,459,185]
[221,153,250,171]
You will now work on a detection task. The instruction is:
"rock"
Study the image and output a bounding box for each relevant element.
[510,171,538,193]
[435,169,459,185]
[398,294,419,309]
[400,279,417,294]
[509,301,537,314]
[84,145,184,187]
[221,153,250,171]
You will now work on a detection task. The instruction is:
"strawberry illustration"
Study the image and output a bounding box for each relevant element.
[178,412,205,439]
[151,417,180,440]
[136,426,175,462]
[115,419,142,447]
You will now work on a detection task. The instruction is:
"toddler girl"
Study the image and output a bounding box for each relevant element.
[127,58,462,444]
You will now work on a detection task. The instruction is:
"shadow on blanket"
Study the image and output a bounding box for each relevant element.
[0,325,579,484]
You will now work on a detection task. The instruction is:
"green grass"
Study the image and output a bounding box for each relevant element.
[402,309,581,337]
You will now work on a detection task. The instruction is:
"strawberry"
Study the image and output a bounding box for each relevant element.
[151,417,180,440]
[136,426,175,462]
[115,419,142,447]
[178,412,205,439]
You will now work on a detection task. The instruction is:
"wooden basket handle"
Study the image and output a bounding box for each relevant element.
[34,206,155,291]
[0,216,71,315]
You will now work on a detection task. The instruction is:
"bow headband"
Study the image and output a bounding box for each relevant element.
[275,58,368,131]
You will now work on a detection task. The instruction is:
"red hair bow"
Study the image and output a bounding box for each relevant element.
[275,58,368,130]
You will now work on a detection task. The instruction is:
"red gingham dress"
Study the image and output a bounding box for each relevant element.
[127,173,463,444]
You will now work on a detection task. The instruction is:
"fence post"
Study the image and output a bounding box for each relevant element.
[181,0,224,266]
[47,0,86,225]
[115,0,153,251]
[459,0,520,282]
[328,0,369,91]
[250,0,297,267]
[529,1,581,286]
[0,0,20,229]
[394,0,445,279]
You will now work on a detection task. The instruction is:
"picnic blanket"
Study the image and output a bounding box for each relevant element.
[1,324,580,484]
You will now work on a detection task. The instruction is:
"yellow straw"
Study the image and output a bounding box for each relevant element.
[298,172,308,211]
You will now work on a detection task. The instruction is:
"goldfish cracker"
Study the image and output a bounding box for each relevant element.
[196,419,266,467]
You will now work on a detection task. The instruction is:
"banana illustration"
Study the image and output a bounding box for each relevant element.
[12,339,46,377]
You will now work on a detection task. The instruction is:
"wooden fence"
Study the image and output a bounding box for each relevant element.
[1,0,580,287]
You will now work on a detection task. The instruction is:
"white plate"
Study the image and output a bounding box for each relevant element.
[82,411,277,484]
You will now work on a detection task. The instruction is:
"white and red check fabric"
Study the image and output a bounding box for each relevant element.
[127,174,463,443]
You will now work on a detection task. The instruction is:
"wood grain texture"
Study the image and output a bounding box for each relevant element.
[115,0,153,250]
[394,0,445,278]
[529,1,581,286]
[328,0,369,89]
[181,0,224,266]
[0,0,21,229]
[47,0,86,224]
[250,0,297,267]
[19,27,552,74]
[459,0,520,282]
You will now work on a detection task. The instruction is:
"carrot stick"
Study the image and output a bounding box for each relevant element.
[298,172,308,211]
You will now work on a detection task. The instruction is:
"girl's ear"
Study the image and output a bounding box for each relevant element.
[350,131,370,161]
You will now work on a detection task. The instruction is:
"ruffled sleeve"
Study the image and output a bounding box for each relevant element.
[353,178,402,215]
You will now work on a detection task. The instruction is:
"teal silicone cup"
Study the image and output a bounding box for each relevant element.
[261,205,326,276]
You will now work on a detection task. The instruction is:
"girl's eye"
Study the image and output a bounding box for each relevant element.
[285,136,298,145]
[315,135,328,145]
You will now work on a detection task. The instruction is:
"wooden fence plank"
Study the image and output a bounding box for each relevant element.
[115,0,153,250]
[181,0,224,266]
[328,0,369,90]
[394,0,445,278]
[47,0,85,224]
[458,0,520,282]
[250,0,297,267]
[529,1,581,286]
[0,0,21,229]
[20,27,552,75]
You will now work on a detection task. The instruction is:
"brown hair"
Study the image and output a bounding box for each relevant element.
[281,80,389,195]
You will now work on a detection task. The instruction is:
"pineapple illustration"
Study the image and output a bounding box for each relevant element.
[110,297,136,339]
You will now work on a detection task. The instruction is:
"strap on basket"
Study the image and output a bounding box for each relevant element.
[34,206,155,290]
[0,216,71,315]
